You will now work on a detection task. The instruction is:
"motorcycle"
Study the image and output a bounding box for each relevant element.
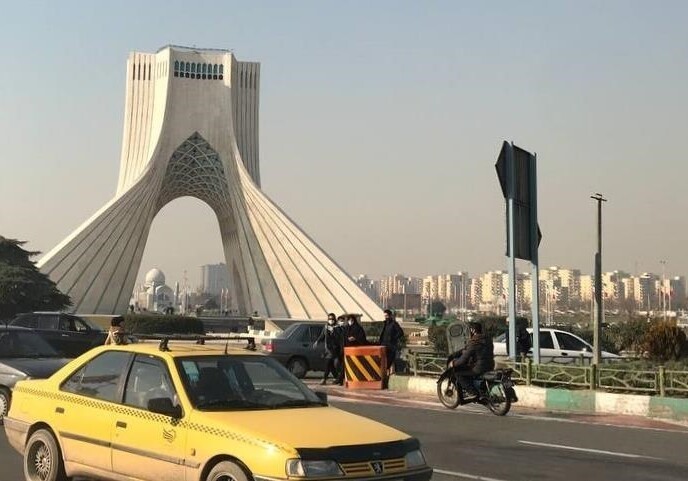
[436,364,516,416]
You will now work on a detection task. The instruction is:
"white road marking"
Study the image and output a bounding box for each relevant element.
[433,468,511,481]
[518,440,663,460]
[326,392,688,435]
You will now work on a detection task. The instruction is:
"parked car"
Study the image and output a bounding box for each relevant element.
[4,337,433,481]
[261,322,327,378]
[493,328,620,363]
[10,312,107,357]
[0,326,71,421]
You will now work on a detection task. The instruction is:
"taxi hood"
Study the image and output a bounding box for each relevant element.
[195,405,410,451]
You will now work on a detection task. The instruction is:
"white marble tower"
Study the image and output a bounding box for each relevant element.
[38,45,382,321]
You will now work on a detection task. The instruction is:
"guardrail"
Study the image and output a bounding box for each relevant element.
[405,352,688,397]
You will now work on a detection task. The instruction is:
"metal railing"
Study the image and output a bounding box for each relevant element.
[405,352,688,397]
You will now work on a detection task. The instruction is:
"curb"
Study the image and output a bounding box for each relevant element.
[389,375,688,423]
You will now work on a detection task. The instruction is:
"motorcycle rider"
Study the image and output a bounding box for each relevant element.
[448,321,494,400]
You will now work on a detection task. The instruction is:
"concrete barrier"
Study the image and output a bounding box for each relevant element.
[388,374,688,424]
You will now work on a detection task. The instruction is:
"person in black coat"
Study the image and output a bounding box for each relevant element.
[334,314,367,385]
[344,314,367,347]
[448,322,494,398]
[314,313,341,385]
[379,309,404,373]
[334,315,347,385]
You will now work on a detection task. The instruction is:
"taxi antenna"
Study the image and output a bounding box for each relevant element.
[224,339,229,355]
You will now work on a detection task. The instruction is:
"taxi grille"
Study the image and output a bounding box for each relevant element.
[340,458,407,477]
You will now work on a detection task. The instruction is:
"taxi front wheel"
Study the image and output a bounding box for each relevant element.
[207,460,250,481]
[24,429,69,481]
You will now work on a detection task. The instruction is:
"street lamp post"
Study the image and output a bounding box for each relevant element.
[660,260,667,321]
[591,193,607,366]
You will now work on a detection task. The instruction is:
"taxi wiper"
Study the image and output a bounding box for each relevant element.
[196,399,270,410]
[271,399,327,409]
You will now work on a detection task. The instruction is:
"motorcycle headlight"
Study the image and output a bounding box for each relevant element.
[404,449,426,468]
[286,459,343,478]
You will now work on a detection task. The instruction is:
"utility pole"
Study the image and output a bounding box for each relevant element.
[591,193,607,366]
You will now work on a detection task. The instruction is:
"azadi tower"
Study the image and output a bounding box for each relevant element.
[38,45,383,321]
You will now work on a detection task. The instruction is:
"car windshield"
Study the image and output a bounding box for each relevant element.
[176,355,326,411]
[0,330,61,358]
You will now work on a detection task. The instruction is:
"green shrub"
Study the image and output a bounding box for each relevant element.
[428,323,448,354]
[641,321,688,362]
[124,314,205,335]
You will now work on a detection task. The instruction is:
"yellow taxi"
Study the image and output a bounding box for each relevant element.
[4,336,433,481]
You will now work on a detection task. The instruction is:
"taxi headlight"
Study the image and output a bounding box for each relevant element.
[286,459,343,477]
[404,449,426,468]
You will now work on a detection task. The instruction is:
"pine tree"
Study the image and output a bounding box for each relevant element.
[0,236,71,320]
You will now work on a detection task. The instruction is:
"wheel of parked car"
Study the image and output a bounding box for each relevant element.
[206,460,250,481]
[0,387,10,421]
[24,429,69,481]
[286,357,308,379]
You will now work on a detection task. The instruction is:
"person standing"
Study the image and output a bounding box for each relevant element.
[334,315,347,385]
[344,314,367,346]
[379,309,404,375]
[315,313,340,385]
[335,314,367,385]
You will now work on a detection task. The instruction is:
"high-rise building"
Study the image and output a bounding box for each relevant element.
[480,271,508,306]
[421,272,469,306]
[379,274,420,306]
[634,273,658,310]
[355,275,380,304]
[200,263,229,296]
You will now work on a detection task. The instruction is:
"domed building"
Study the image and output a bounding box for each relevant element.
[131,268,177,313]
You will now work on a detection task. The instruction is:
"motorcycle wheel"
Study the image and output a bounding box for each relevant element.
[437,372,461,409]
[485,382,511,416]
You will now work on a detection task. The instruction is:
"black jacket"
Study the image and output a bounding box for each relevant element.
[379,320,404,350]
[344,322,367,347]
[317,325,341,358]
[505,327,532,356]
[452,333,495,374]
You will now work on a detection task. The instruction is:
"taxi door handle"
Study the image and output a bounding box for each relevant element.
[116,421,127,429]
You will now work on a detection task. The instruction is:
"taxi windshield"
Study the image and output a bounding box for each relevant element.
[175,355,326,411]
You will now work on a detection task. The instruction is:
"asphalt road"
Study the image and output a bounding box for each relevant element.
[2,397,688,481]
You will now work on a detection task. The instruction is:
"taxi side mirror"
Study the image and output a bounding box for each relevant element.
[148,397,182,419]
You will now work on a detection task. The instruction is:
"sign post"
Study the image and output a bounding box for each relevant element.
[495,141,542,363]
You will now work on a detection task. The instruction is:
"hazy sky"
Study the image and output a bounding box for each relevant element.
[1,1,687,288]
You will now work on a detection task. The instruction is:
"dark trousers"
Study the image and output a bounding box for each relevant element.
[335,355,345,383]
[453,368,478,396]
[323,357,337,381]
[383,346,397,372]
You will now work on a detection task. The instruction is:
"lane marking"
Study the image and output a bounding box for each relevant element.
[434,468,511,481]
[518,440,663,460]
[326,392,688,435]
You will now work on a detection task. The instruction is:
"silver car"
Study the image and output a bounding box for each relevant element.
[0,326,71,421]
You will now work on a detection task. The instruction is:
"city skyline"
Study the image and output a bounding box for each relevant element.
[2,2,687,293]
